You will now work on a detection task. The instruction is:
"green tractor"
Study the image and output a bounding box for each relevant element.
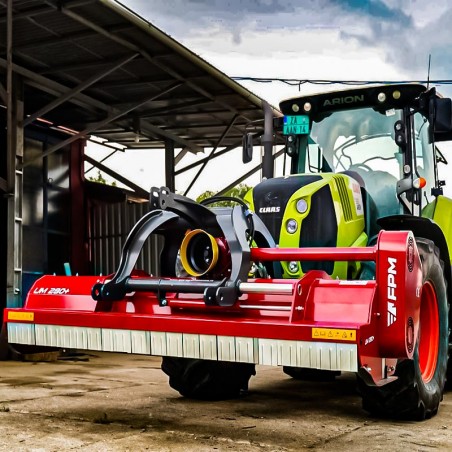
[6,83,452,420]
[244,83,452,418]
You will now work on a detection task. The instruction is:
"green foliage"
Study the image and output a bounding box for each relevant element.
[88,170,117,187]
[88,170,106,184]
[196,184,252,207]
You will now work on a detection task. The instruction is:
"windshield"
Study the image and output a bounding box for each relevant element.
[309,107,402,179]
[307,107,403,220]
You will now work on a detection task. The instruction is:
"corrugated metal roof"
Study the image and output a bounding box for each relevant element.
[0,0,278,153]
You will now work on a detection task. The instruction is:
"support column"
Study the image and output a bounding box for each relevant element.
[71,140,88,275]
[6,83,24,308]
[6,0,24,307]
[165,139,175,192]
[261,101,274,180]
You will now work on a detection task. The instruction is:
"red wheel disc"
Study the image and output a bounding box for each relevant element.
[418,281,439,383]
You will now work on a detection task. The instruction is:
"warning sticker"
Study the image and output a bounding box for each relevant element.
[349,180,364,216]
[312,328,356,341]
[7,311,34,322]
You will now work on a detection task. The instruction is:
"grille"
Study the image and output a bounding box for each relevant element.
[299,185,337,274]
[253,175,321,243]
[334,176,353,222]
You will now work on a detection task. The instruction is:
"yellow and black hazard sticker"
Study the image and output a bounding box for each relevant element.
[312,328,356,341]
[7,311,34,322]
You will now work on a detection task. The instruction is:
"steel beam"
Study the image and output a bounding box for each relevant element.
[13,24,133,51]
[84,154,148,199]
[174,134,263,176]
[51,3,254,122]
[20,82,190,168]
[92,128,127,134]
[84,149,118,175]
[150,106,261,119]
[166,121,248,131]
[139,99,213,118]
[165,139,175,192]
[0,0,94,22]
[0,58,204,154]
[136,120,202,153]
[24,53,139,126]
[0,80,6,103]
[37,54,141,75]
[184,114,238,196]
[0,57,110,112]
[87,137,125,153]
[216,147,285,196]
[93,74,185,90]
[0,3,53,22]
[0,0,95,18]
[175,148,189,166]
[175,146,234,176]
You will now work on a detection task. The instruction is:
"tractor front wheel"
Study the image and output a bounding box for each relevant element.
[161,357,256,400]
[358,238,449,420]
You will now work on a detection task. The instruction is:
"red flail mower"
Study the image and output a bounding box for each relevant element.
[5,188,432,419]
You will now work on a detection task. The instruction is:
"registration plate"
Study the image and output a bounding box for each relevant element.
[283,115,310,135]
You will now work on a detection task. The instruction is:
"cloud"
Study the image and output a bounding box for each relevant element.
[121,0,452,97]
[338,1,452,96]
[122,0,345,38]
[336,0,412,24]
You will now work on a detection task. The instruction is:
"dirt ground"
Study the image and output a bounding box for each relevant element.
[0,352,451,451]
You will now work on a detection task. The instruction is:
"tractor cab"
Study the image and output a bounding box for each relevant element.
[280,84,445,219]
[245,84,452,279]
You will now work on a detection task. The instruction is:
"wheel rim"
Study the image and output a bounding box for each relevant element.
[418,281,439,383]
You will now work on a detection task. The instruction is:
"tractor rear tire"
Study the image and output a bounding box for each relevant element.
[358,238,449,420]
[283,367,340,381]
[161,357,256,400]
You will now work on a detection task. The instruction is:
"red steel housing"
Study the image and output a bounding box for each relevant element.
[4,230,422,385]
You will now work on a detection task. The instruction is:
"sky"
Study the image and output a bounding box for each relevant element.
[87,0,452,198]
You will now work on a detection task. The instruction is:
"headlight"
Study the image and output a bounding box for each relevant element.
[286,219,298,234]
[377,92,386,103]
[296,199,308,214]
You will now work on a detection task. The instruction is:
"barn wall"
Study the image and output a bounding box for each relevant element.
[88,201,162,277]
[21,129,74,301]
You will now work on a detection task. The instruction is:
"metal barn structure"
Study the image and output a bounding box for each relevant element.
[0,0,279,328]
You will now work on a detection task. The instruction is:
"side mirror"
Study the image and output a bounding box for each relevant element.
[242,132,254,163]
[434,98,452,132]
[431,97,452,142]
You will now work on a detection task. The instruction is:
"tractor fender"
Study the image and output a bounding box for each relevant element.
[378,215,452,307]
